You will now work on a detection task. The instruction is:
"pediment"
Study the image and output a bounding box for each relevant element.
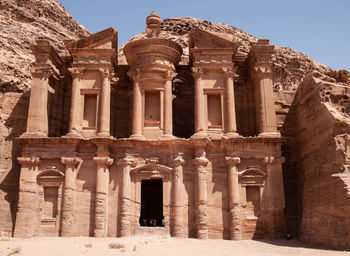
[64,27,118,50]
[189,28,239,50]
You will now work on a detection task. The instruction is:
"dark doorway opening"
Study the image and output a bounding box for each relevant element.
[139,179,164,227]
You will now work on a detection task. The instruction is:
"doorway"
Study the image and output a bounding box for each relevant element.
[140,179,163,227]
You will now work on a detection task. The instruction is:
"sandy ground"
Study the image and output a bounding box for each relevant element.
[0,236,349,256]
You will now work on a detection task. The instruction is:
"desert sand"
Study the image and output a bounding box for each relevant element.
[0,236,349,256]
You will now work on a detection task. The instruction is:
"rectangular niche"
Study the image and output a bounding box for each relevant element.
[83,94,97,129]
[207,94,222,128]
[43,186,59,219]
[246,186,261,217]
[144,91,160,127]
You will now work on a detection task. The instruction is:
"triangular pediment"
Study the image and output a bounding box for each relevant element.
[189,28,239,50]
[64,27,118,50]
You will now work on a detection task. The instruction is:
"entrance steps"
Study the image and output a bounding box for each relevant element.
[135,227,170,238]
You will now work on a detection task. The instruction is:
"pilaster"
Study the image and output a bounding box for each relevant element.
[161,70,177,139]
[60,156,82,237]
[119,156,136,237]
[97,69,112,137]
[14,157,40,237]
[93,155,113,237]
[225,156,242,240]
[171,153,185,237]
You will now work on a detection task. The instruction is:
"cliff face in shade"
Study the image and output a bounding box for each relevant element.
[0,0,89,236]
[1,1,350,249]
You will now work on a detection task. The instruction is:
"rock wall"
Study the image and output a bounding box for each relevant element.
[283,72,350,249]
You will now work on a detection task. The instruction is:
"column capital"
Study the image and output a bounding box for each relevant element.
[164,70,177,81]
[117,157,137,167]
[221,66,238,79]
[99,68,113,79]
[251,63,273,76]
[225,156,241,166]
[192,67,206,78]
[93,156,113,166]
[68,68,83,79]
[61,157,82,166]
[17,157,40,166]
[31,67,52,79]
[127,68,141,82]
[192,156,208,167]
[172,153,185,167]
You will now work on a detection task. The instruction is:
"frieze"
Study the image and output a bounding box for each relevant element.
[194,55,232,64]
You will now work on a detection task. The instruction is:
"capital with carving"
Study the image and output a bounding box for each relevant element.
[192,67,206,79]
[61,157,82,166]
[17,157,40,166]
[164,70,177,81]
[221,66,238,79]
[93,156,113,166]
[69,68,83,79]
[31,67,52,79]
[192,155,209,167]
[225,156,241,166]
[117,157,136,167]
[172,153,185,167]
[127,68,141,82]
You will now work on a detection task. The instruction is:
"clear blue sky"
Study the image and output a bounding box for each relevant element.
[58,0,350,71]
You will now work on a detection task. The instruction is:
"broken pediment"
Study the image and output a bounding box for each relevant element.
[64,27,118,50]
[189,28,239,50]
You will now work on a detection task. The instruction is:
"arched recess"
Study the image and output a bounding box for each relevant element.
[37,168,64,236]
[239,167,266,219]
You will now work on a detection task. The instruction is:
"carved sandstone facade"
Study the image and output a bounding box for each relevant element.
[15,12,285,239]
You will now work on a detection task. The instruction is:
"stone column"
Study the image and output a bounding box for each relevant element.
[192,150,209,239]
[97,70,111,137]
[119,157,135,237]
[162,70,176,139]
[128,68,144,140]
[223,67,239,137]
[93,156,113,237]
[23,69,50,137]
[60,157,82,237]
[171,153,185,237]
[67,69,82,137]
[225,156,242,240]
[264,156,285,236]
[14,157,40,237]
[253,66,280,137]
[192,67,206,136]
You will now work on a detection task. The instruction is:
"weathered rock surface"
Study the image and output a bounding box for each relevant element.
[282,72,350,249]
[0,0,89,236]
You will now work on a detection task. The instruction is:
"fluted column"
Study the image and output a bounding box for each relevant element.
[128,68,144,140]
[171,153,185,237]
[67,69,83,137]
[98,70,111,137]
[119,157,136,237]
[223,67,239,137]
[14,157,40,237]
[192,67,206,136]
[93,156,113,237]
[226,156,241,240]
[23,69,50,137]
[192,152,209,239]
[162,70,176,139]
[60,157,82,237]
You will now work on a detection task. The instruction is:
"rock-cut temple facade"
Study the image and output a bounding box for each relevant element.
[15,12,286,240]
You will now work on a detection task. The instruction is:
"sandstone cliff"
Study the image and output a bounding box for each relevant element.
[0,0,89,236]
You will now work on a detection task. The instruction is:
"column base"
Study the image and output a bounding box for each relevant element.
[20,131,47,138]
[191,132,209,140]
[258,132,281,138]
[223,132,241,139]
[160,134,176,140]
[129,134,145,140]
[64,131,82,139]
[96,132,112,138]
